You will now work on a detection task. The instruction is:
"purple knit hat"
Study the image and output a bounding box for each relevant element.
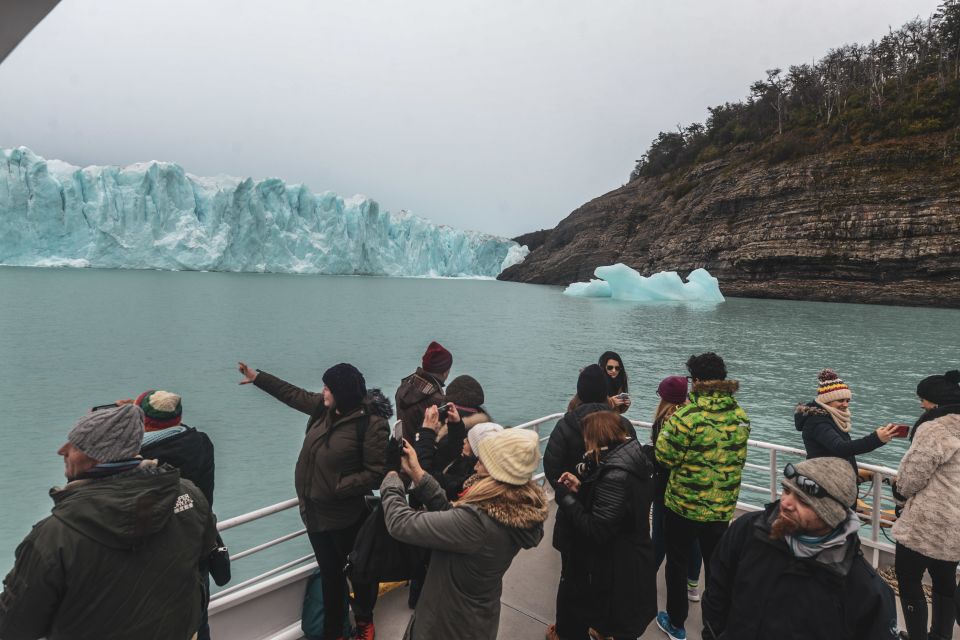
[657,376,688,404]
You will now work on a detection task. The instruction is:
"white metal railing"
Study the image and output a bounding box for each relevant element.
[212,413,903,598]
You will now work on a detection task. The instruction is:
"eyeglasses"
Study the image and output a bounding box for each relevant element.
[783,463,847,506]
[606,365,620,372]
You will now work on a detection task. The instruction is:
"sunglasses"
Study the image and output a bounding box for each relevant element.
[606,365,621,371]
[783,463,846,506]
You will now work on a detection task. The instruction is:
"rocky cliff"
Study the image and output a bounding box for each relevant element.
[499,133,960,308]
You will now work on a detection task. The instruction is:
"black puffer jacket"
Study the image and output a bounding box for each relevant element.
[702,502,897,640]
[141,426,215,506]
[543,403,638,550]
[555,439,657,638]
[794,402,882,475]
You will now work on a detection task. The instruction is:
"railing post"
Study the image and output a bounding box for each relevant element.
[871,472,883,567]
[768,449,778,502]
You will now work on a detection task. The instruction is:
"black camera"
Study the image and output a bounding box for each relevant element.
[436,403,450,423]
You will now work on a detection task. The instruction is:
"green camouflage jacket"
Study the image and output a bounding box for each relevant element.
[655,379,750,522]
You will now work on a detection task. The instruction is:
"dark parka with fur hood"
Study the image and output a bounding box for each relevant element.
[380,472,548,640]
[0,462,217,640]
[795,402,883,476]
[702,502,897,640]
[555,439,657,638]
[395,368,445,443]
[544,403,639,550]
[253,370,390,532]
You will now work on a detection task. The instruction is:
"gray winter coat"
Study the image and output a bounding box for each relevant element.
[380,473,547,640]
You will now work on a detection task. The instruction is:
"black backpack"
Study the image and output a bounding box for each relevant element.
[344,497,427,584]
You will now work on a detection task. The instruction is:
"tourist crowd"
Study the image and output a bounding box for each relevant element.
[1,340,959,640]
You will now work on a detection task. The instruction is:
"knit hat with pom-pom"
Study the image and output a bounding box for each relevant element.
[816,369,851,404]
[136,390,183,431]
[917,370,960,406]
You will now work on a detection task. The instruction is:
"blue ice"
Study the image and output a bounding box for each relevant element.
[0,147,527,277]
[564,263,724,302]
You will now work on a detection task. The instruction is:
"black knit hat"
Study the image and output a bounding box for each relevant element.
[917,370,960,406]
[577,364,609,404]
[446,375,484,408]
[322,363,367,412]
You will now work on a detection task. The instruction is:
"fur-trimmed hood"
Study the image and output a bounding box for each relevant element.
[365,388,394,419]
[472,483,548,547]
[794,401,831,431]
[691,379,740,411]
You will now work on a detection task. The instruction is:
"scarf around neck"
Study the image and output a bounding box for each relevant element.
[785,510,860,558]
[815,399,852,433]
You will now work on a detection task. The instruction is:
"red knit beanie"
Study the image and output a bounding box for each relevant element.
[422,341,453,374]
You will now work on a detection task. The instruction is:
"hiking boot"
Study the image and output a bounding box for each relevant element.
[686,580,701,602]
[656,611,686,640]
[354,620,375,640]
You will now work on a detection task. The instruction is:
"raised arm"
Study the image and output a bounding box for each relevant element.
[806,421,884,458]
[244,366,324,417]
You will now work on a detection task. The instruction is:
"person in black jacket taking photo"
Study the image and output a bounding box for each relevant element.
[554,411,657,640]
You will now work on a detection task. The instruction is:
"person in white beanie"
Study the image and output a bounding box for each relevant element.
[380,427,548,640]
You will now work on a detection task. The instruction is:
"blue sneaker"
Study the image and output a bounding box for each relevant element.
[656,611,686,640]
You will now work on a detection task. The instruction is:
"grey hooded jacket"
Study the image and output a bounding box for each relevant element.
[380,472,547,640]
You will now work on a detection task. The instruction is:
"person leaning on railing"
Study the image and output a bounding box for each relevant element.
[892,369,960,640]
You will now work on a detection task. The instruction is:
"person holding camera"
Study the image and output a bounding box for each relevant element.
[599,351,631,413]
[794,369,899,477]
[396,341,453,443]
[413,375,492,500]
[380,425,547,640]
[238,361,390,640]
[553,411,657,640]
[892,369,960,640]
[544,364,638,640]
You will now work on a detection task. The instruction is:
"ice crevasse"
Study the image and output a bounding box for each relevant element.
[564,263,724,302]
[0,147,527,277]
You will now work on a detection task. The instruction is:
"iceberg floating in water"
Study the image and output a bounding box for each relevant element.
[564,263,724,302]
[0,147,527,277]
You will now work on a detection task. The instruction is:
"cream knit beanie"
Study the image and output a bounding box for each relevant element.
[467,422,503,455]
[477,428,540,486]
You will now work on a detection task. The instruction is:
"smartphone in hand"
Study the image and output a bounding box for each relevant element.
[892,424,911,438]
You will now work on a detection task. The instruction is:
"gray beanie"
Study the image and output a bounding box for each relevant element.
[68,404,145,462]
[782,457,857,529]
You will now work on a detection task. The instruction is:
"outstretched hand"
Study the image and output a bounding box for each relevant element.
[238,362,258,385]
[876,423,899,443]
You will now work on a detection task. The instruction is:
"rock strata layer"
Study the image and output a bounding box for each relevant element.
[499,134,960,308]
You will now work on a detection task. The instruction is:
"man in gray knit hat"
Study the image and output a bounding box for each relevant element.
[0,405,217,640]
[701,457,898,640]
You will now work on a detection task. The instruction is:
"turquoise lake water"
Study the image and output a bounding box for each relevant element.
[1,266,958,585]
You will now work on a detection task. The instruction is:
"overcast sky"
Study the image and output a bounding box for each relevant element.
[0,0,938,238]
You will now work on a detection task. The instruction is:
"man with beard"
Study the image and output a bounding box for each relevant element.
[701,457,897,640]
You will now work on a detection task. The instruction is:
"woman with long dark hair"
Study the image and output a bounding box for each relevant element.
[893,369,960,640]
[599,351,631,413]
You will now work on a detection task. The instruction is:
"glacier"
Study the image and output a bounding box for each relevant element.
[564,263,724,302]
[0,147,527,277]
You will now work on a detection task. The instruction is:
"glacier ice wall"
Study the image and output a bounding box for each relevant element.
[0,147,527,277]
[564,263,724,302]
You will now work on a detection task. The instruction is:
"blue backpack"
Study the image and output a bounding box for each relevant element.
[301,569,353,640]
